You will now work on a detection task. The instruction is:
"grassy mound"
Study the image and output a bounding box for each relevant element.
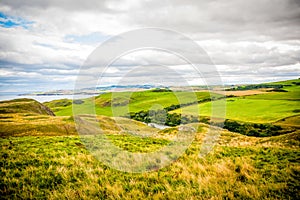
[44,99,72,113]
[0,98,55,116]
[0,98,74,137]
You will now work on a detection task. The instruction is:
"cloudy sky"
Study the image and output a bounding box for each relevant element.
[0,0,299,92]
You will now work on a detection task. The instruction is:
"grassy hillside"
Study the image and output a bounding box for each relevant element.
[0,98,55,116]
[43,98,72,113]
[173,98,299,123]
[266,78,300,86]
[0,113,159,138]
[0,98,163,137]
[46,90,223,117]
[245,79,300,100]
[172,79,300,123]
[0,99,75,137]
[1,128,299,199]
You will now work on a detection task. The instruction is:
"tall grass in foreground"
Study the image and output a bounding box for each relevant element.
[1,129,299,199]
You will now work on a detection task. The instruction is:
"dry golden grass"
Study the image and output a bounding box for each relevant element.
[274,114,300,128]
[0,113,77,137]
[0,112,160,137]
[1,127,299,199]
[113,117,159,136]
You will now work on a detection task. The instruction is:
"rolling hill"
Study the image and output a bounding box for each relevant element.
[0,98,55,116]
[45,90,224,117]
[172,79,300,124]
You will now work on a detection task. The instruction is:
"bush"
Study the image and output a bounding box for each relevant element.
[73,99,84,104]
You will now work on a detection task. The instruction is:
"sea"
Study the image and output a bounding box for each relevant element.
[0,92,96,103]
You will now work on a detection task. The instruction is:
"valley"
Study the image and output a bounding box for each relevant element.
[0,78,299,199]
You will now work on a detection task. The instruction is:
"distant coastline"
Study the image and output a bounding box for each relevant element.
[0,93,96,103]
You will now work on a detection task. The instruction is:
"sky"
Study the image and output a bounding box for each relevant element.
[0,0,299,92]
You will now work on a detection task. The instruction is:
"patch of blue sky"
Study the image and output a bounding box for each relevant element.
[0,12,34,29]
[33,42,61,50]
[64,32,111,44]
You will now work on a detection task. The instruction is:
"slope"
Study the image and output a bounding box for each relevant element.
[46,90,223,116]
[0,98,55,116]
[172,79,300,124]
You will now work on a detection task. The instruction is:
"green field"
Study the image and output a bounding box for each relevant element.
[173,98,300,123]
[47,90,223,117]
[244,81,300,100]
[172,79,300,123]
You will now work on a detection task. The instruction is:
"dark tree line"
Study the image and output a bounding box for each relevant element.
[225,84,287,91]
[126,109,290,137]
[222,119,285,137]
[125,95,231,127]
[127,110,198,127]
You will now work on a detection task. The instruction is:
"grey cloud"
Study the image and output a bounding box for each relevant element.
[2,0,300,41]
[128,0,300,41]
[0,0,112,13]
[0,0,299,92]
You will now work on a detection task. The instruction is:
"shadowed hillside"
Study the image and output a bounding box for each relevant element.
[0,98,55,116]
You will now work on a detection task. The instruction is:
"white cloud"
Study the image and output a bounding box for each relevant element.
[0,0,299,92]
